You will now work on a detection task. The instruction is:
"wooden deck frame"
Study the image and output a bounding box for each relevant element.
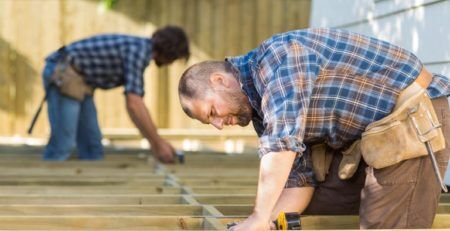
[0,151,447,230]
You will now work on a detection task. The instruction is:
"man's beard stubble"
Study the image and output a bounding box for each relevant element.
[225,90,253,126]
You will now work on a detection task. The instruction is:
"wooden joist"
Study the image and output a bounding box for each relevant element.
[0,151,447,230]
[0,215,447,230]
[0,195,185,205]
[0,186,181,194]
[220,215,450,230]
[0,205,206,216]
[0,216,208,230]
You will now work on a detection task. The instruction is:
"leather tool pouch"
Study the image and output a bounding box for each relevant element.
[311,143,333,182]
[50,56,93,101]
[339,140,361,180]
[360,89,445,169]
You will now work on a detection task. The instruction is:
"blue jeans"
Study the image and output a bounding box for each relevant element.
[42,61,103,160]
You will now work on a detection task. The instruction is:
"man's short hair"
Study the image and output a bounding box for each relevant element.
[152,25,190,62]
[178,61,233,99]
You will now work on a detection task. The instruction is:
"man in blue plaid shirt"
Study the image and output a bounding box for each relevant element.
[42,26,189,162]
[178,28,449,229]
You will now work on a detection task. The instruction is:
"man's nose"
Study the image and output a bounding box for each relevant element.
[210,118,223,130]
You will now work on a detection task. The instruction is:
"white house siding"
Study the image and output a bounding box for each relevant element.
[310,0,450,185]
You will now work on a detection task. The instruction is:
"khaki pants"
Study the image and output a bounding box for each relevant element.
[304,97,450,229]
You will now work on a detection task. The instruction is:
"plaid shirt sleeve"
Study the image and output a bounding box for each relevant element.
[122,44,147,96]
[256,41,319,186]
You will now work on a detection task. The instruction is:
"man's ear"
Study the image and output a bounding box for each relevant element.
[209,72,228,88]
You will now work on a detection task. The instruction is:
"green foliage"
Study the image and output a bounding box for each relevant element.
[101,0,117,10]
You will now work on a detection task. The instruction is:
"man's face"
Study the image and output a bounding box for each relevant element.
[183,87,253,130]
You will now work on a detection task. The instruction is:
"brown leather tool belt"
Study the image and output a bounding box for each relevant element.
[50,48,93,101]
[360,67,445,169]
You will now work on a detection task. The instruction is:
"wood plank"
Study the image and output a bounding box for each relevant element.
[0,161,152,169]
[432,214,450,228]
[165,169,258,176]
[0,169,157,177]
[194,195,255,205]
[0,205,204,216]
[438,203,450,213]
[0,153,152,162]
[190,186,256,194]
[220,214,450,229]
[0,215,446,230]
[202,205,223,216]
[0,195,184,205]
[0,175,165,181]
[203,217,226,230]
[177,176,257,181]
[441,194,450,203]
[169,174,258,180]
[0,179,165,187]
[0,216,204,230]
[215,205,253,216]
[180,179,257,186]
[0,186,180,195]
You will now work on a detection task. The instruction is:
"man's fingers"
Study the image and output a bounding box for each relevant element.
[269,221,276,230]
[159,153,175,163]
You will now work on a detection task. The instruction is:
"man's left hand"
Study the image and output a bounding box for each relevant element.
[228,213,271,231]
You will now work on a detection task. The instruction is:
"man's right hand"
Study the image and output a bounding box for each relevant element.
[152,138,175,163]
[125,93,176,164]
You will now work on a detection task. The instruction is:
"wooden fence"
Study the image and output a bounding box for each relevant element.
[0,0,311,138]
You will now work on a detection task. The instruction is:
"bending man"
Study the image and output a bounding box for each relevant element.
[178,28,449,229]
[43,26,189,162]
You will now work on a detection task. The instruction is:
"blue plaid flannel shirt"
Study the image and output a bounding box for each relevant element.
[46,34,152,96]
[226,28,449,187]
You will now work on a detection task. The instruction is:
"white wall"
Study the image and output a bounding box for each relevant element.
[310,0,450,185]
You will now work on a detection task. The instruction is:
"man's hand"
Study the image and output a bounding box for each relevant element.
[152,138,175,163]
[126,93,175,163]
[229,213,271,231]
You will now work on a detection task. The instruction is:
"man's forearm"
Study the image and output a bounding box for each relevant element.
[253,151,297,221]
[126,95,161,145]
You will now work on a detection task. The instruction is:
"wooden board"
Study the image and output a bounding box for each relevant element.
[0,205,205,216]
[0,195,184,205]
[0,216,205,230]
[0,150,447,230]
[0,186,181,195]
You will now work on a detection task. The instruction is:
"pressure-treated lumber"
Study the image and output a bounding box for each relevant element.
[189,186,256,194]
[0,186,181,194]
[0,179,165,186]
[0,150,448,230]
[0,215,447,230]
[194,195,255,205]
[219,214,450,229]
[0,195,185,205]
[0,216,205,230]
[0,205,206,216]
